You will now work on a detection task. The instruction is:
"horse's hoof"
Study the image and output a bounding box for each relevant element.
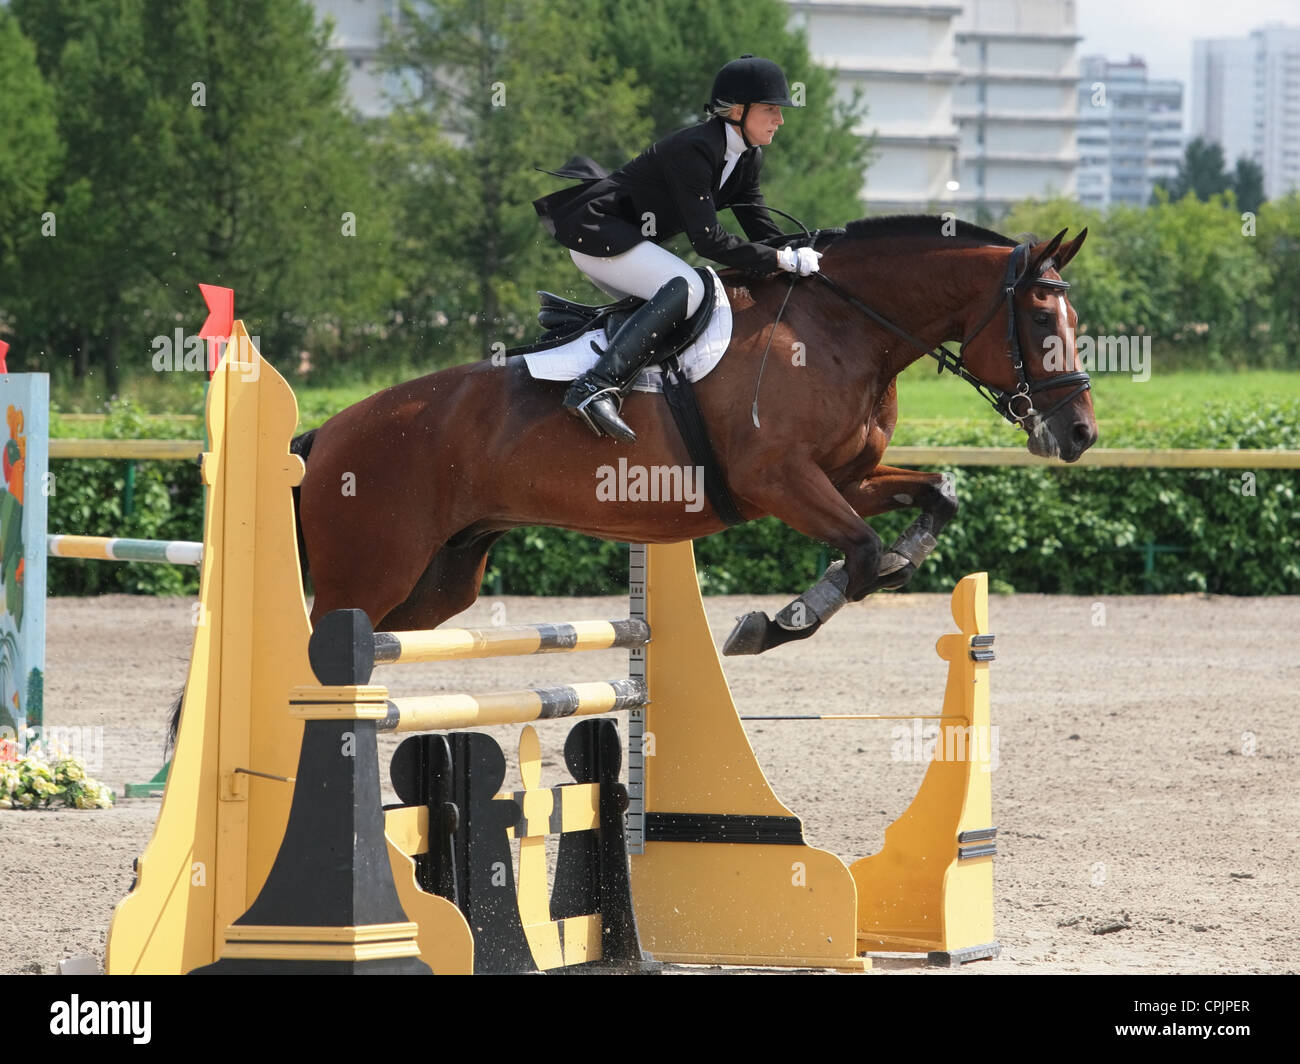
[874,556,917,592]
[722,612,771,656]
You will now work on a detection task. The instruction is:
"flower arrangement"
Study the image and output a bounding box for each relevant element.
[0,734,115,809]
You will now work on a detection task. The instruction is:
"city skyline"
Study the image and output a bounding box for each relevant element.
[1077,0,1297,116]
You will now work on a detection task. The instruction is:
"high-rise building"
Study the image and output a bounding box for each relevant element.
[1076,56,1183,209]
[951,0,1080,217]
[794,0,1083,217]
[311,0,399,118]
[1192,24,1300,202]
[312,0,1089,218]
[789,1,963,213]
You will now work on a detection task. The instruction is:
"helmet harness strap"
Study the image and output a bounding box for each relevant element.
[721,102,754,148]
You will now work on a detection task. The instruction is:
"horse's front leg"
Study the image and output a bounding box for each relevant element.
[722,459,885,656]
[839,465,958,591]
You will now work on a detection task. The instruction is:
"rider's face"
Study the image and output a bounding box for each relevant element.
[729,103,784,145]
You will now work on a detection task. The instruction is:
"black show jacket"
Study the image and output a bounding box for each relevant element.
[533,116,787,272]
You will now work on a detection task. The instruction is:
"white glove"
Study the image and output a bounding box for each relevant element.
[777,245,822,276]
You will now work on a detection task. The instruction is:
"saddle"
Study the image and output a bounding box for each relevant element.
[527,267,718,362]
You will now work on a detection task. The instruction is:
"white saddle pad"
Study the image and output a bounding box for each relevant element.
[521,267,732,393]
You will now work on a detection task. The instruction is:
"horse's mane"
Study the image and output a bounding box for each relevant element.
[825,215,1018,249]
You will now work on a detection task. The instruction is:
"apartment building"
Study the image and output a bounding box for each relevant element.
[1077,55,1183,209]
[1193,24,1300,201]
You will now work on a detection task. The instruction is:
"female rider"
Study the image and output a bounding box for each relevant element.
[533,54,821,443]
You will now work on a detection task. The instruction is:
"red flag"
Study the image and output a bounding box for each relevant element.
[198,284,234,376]
[0,340,8,374]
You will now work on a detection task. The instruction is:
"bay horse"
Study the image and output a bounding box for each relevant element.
[292,216,1096,655]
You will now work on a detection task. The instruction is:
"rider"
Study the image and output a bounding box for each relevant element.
[533,54,822,442]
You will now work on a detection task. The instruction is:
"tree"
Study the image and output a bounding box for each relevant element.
[380,0,873,363]
[1153,136,1229,204]
[0,9,61,364]
[1005,193,1270,362]
[1232,157,1266,214]
[592,0,871,232]
[8,0,394,393]
[381,0,651,360]
[1256,193,1300,360]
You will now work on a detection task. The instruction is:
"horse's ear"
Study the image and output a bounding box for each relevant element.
[1028,228,1067,275]
[1053,227,1088,272]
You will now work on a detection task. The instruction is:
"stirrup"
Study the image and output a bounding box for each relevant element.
[567,382,624,437]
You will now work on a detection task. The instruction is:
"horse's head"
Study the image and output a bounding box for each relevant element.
[956,228,1097,462]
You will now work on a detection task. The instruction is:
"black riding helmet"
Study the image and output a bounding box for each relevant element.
[708,54,796,147]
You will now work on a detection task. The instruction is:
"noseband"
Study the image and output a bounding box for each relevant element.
[814,242,1092,430]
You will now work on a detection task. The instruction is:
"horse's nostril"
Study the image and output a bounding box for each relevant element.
[1073,421,1096,446]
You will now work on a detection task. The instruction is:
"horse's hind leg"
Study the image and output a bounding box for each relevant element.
[376,530,507,632]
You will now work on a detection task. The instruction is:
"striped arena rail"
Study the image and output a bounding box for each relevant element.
[47,534,203,567]
[371,617,649,664]
[307,611,653,734]
[44,535,203,797]
[375,678,648,733]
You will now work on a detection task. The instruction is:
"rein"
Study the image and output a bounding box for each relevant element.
[730,205,1091,430]
[812,243,1091,430]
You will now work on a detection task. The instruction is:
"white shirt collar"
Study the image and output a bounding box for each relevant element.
[719,121,747,188]
[723,120,747,161]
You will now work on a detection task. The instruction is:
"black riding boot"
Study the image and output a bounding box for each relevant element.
[563,276,690,443]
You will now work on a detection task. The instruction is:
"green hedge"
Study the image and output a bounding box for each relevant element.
[46,399,204,596]
[42,398,1300,597]
[486,399,1300,596]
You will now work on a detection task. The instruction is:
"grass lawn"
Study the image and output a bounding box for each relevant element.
[888,362,1297,441]
[52,357,1296,445]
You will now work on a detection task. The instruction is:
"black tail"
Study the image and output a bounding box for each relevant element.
[166,689,182,758]
[289,429,317,580]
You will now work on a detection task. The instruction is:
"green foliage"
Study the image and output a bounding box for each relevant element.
[486,529,630,595]
[378,0,651,363]
[6,0,396,394]
[47,400,204,595]
[1153,137,1267,213]
[592,0,871,231]
[1231,158,1267,215]
[0,10,60,284]
[486,399,1300,598]
[1000,194,1279,368]
[1256,194,1300,356]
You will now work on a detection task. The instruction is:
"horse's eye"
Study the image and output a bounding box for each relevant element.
[1033,312,1051,325]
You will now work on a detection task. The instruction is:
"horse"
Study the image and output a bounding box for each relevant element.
[292,215,1096,656]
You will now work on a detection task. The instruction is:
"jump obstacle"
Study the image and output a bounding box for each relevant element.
[104,322,1000,974]
[0,365,204,767]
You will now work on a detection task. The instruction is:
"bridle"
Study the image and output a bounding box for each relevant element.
[813,241,1092,430]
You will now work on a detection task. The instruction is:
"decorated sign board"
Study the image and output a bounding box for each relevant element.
[0,369,48,749]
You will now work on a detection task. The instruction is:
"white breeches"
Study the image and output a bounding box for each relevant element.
[570,242,706,317]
